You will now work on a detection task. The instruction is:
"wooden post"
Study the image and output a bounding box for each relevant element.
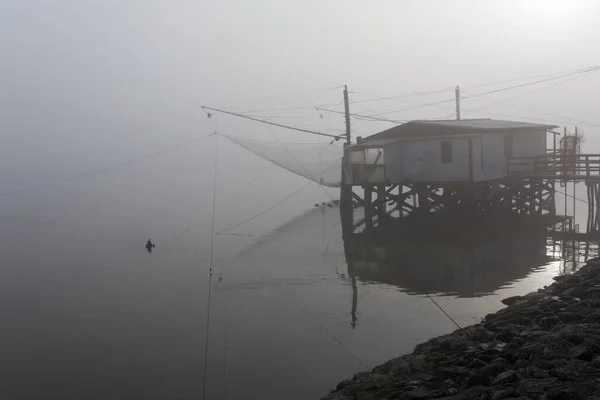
[587,183,594,232]
[364,186,373,229]
[343,85,351,145]
[340,146,354,237]
[398,185,404,218]
[530,181,535,215]
[377,185,386,224]
[455,86,461,120]
[468,138,474,182]
[595,183,600,231]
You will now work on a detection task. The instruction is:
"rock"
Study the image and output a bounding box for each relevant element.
[565,333,586,345]
[514,359,529,369]
[517,378,562,395]
[435,386,487,400]
[491,370,516,385]
[563,285,589,298]
[471,328,495,342]
[527,330,552,338]
[496,331,513,342]
[552,359,591,380]
[490,387,517,400]
[543,346,560,359]
[525,365,550,379]
[335,379,352,390]
[584,299,600,308]
[585,312,600,323]
[399,388,430,400]
[554,275,571,282]
[515,343,544,359]
[490,357,510,365]
[570,345,594,361]
[472,362,511,385]
[478,348,503,361]
[502,296,523,306]
[505,342,521,352]
[539,316,562,328]
[557,311,584,323]
[591,355,600,368]
[441,366,469,379]
[484,313,497,321]
[467,358,487,369]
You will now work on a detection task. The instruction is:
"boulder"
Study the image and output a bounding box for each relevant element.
[491,370,517,385]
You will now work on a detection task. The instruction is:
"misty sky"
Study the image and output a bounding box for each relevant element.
[3,1,599,144]
[1,0,599,236]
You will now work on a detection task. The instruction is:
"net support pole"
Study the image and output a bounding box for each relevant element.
[343,85,351,145]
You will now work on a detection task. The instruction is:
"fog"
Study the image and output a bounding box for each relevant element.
[1,1,599,398]
[3,1,599,232]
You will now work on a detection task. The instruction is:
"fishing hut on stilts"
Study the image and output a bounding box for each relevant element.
[339,119,562,236]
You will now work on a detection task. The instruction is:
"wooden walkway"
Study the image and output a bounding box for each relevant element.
[508,153,600,232]
[508,153,600,181]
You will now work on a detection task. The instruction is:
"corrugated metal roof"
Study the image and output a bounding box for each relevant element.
[359,118,557,144]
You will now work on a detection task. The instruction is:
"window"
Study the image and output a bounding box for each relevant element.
[505,134,514,158]
[441,141,452,164]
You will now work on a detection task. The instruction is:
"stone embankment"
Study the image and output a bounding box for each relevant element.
[323,258,600,400]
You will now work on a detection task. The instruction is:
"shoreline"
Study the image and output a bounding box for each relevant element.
[322,258,600,400]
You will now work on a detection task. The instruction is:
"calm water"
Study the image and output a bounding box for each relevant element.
[0,136,593,399]
[0,198,581,399]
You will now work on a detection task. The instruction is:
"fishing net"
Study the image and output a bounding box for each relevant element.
[222,135,343,187]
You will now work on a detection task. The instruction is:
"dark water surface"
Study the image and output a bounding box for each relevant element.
[0,197,577,399]
[0,135,592,399]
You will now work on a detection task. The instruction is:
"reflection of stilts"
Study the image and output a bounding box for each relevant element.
[346,237,359,329]
[587,182,600,232]
[350,275,357,329]
[547,229,600,274]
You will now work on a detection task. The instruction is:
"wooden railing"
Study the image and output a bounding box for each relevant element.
[507,154,600,179]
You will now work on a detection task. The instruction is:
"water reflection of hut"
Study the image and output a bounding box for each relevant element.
[344,216,552,298]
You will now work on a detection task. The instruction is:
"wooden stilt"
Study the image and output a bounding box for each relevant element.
[364,186,373,229]
[377,185,386,224]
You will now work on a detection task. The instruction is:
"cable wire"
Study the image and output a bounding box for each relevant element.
[207,85,343,108]
[201,106,344,140]
[0,133,215,198]
[352,67,600,120]
[216,181,314,235]
[202,134,219,400]
[216,157,342,235]
[346,65,600,106]
[165,163,273,246]
[467,69,600,112]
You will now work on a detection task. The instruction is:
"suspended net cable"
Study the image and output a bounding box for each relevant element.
[220,134,343,188]
[264,126,336,201]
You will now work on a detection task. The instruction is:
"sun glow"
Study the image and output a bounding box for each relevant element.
[518,0,582,23]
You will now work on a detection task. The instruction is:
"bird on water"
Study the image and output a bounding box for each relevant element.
[145,239,155,253]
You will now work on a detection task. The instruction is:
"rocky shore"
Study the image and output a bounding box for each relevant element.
[323,258,600,400]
